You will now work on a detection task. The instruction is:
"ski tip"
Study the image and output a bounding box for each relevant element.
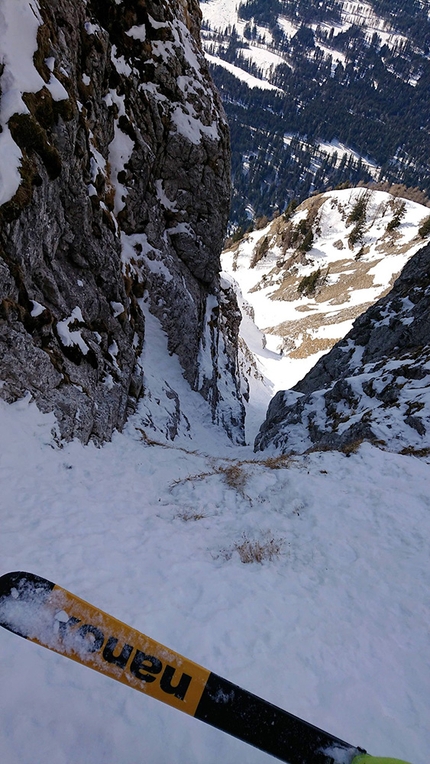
[0,572,56,638]
[0,571,55,600]
[351,755,414,764]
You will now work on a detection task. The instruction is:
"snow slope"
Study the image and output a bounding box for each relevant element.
[0,305,429,764]
[204,51,281,91]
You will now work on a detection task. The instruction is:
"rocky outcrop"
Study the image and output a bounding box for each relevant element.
[0,0,246,443]
[255,243,430,455]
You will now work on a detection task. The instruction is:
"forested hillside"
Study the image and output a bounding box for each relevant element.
[201,0,430,227]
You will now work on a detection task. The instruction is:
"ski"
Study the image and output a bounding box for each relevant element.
[0,571,411,764]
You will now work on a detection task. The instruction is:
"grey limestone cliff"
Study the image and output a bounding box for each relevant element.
[0,0,246,443]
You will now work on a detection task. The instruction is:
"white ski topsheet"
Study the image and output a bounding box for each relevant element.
[0,305,429,764]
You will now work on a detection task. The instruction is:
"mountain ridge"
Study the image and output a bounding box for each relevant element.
[222,187,430,384]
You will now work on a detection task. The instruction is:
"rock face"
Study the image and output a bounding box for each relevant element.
[255,243,430,455]
[0,0,245,443]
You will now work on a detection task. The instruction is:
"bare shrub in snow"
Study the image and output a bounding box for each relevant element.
[262,454,293,469]
[177,510,206,521]
[220,464,247,491]
[233,533,285,564]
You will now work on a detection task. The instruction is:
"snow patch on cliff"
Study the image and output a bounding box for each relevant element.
[0,0,44,205]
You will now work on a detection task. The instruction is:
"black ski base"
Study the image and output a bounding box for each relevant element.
[196,672,360,764]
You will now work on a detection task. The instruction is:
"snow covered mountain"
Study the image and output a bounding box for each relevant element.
[220,186,430,454]
[200,0,430,225]
[222,187,430,383]
[255,240,430,455]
